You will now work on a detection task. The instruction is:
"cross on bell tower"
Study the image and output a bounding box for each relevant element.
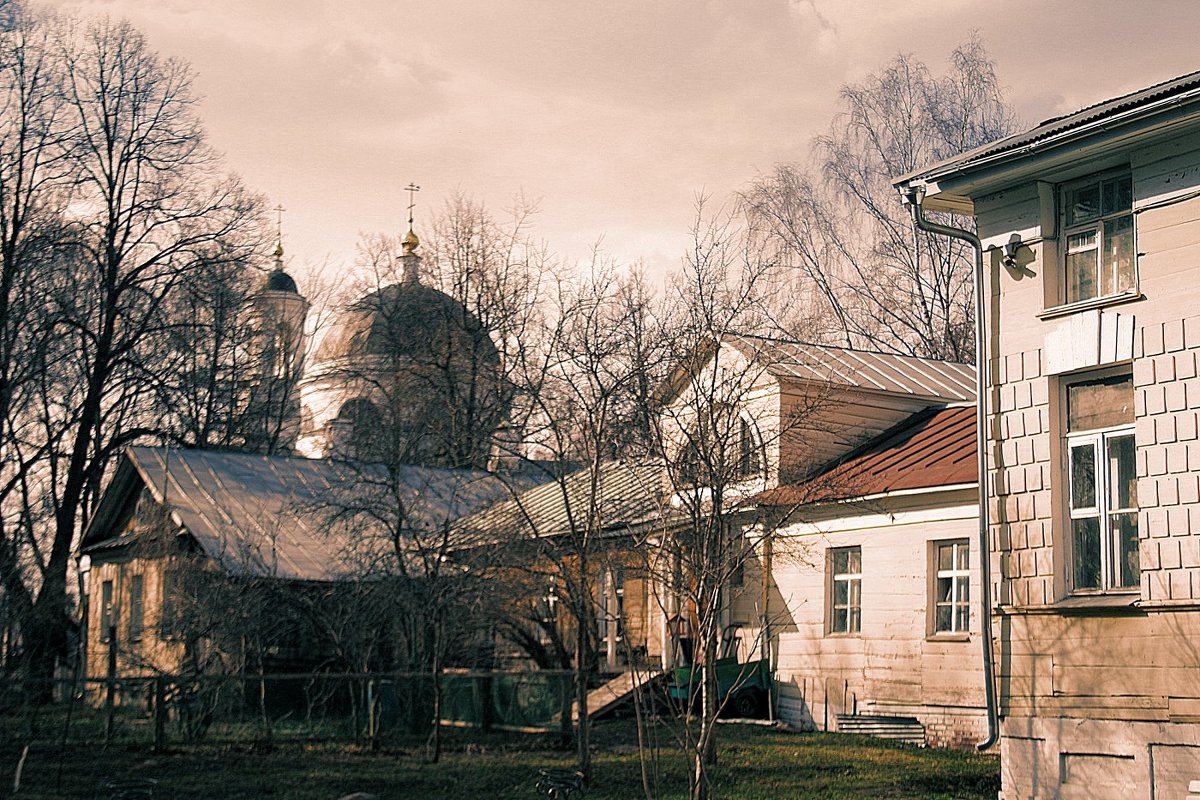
[401,182,421,282]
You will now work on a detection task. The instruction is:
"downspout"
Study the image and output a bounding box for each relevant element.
[899,183,1000,752]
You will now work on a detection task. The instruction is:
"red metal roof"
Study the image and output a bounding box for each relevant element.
[755,406,977,506]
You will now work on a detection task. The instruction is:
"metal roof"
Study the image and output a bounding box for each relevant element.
[82,447,520,581]
[754,405,976,506]
[897,69,1200,186]
[724,335,975,403]
[454,460,673,543]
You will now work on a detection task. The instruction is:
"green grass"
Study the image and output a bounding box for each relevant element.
[3,719,999,800]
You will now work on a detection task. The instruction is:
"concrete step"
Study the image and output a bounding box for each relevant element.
[835,714,926,746]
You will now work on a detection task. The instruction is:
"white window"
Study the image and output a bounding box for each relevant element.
[1065,373,1138,592]
[829,547,861,634]
[1061,171,1135,305]
[932,541,970,634]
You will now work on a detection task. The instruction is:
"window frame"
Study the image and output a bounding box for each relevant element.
[1061,371,1139,595]
[828,546,862,635]
[1057,169,1137,308]
[128,574,145,642]
[100,579,115,643]
[929,540,970,637]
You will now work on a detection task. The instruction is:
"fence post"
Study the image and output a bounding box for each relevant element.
[104,624,117,746]
[153,676,167,754]
[480,673,493,733]
[366,677,378,749]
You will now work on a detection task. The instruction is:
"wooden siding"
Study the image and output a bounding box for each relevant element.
[976,127,1200,798]
[734,493,987,747]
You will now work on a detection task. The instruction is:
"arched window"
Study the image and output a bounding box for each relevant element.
[736,417,763,478]
[335,397,387,462]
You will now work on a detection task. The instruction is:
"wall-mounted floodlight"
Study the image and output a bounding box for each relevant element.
[1001,235,1024,268]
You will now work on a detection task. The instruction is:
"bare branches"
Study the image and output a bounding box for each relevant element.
[744,37,1018,361]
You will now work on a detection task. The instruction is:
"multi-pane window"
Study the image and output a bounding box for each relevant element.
[933,541,970,634]
[736,418,762,478]
[1061,172,1135,304]
[830,547,861,634]
[1065,374,1138,591]
[599,567,625,649]
[128,574,144,641]
[100,580,115,642]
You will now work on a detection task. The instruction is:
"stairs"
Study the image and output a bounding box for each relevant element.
[578,669,662,719]
[835,713,926,746]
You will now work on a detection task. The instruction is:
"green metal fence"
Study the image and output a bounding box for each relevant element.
[0,670,574,751]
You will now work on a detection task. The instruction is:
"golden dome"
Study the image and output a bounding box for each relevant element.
[402,228,419,255]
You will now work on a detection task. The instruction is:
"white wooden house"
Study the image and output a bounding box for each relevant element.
[744,405,987,748]
[897,70,1200,798]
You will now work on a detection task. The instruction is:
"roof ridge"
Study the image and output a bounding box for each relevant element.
[729,332,972,367]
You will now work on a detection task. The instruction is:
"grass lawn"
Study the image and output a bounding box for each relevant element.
[4,719,999,799]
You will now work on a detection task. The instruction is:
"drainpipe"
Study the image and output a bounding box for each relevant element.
[899,183,999,752]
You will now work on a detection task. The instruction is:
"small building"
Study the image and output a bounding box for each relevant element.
[748,405,986,748]
[80,446,517,679]
[897,69,1200,798]
[460,333,988,747]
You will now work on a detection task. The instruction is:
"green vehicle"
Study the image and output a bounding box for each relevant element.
[666,627,771,719]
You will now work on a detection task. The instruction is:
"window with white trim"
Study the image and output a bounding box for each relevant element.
[1061,171,1135,305]
[829,547,861,634]
[1065,373,1138,592]
[932,540,969,634]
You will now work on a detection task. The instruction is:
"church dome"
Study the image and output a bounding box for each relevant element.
[264,268,299,294]
[314,281,499,367]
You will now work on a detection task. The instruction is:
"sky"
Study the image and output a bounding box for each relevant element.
[37,0,1200,285]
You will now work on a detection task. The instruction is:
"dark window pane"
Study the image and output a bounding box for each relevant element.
[833,608,847,632]
[1072,517,1101,590]
[935,605,951,632]
[847,548,861,574]
[956,543,970,571]
[938,544,953,571]
[1069,184,1101,225]
[833,549,848,573]
[1103,214,1135,296]
[848,608,861,633]
[1070,444,1097,510]
[1066,246,1097,303]
[1111,511,1140,588]
[833,580,848,606]
[1068,375,1134,431]
[955,605,970,633]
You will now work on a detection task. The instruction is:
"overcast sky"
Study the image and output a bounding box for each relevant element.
[38,0,1200,283]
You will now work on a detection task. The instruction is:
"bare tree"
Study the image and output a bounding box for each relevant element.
[1,14,264,692]
[743,36,1018,361]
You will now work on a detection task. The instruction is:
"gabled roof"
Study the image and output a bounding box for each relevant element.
[754,405,976,507]
[724,335,975,403]
[82,447,519,581]
[454,460,672,543]
[895,69,1200,201]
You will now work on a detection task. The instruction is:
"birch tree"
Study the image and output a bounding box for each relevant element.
[743,37,1018,361]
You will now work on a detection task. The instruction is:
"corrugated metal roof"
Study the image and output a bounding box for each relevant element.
[725,335,975,402]
[898,69,1200,185]
[455,460,673,542]
[83,447,519,581]
[754,406,977,506]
